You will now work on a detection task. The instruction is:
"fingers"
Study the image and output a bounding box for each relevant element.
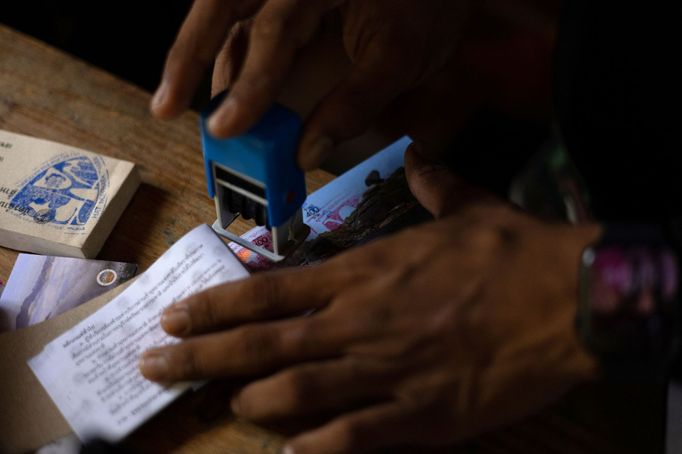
[211,20,251,96]
[404,144,463,219]
[207,0,344,137]
[160,265,350,337]
[405,143,500,218]
[140,315,344,382]
[231,357,391,421]
[151,0,261,119]
[297,51,419,171]
[284,402,415,454]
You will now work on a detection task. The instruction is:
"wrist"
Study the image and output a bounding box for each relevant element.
[556,223,603,383]
[577,223,680,382]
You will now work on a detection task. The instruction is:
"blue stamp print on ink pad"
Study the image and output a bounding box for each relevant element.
[10,156,108,226]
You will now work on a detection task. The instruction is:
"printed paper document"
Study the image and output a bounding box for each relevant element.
[28,224,249,442]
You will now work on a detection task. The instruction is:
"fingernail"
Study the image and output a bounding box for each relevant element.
[208,97,237,137]
[151,80,169,110]
[281,445,295,454]
[161,308,190,336]
[139,353,169,381]
[301,136,333,171]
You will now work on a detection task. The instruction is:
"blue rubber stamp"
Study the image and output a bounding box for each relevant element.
[201,91,310,262]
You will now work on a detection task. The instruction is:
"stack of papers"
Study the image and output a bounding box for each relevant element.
[0,130,139,258]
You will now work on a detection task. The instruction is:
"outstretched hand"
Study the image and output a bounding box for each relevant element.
[140,145,600,454]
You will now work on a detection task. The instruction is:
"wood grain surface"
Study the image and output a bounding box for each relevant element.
[0,25,663,454]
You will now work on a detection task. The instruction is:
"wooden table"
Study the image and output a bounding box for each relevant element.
[0,25,662,454]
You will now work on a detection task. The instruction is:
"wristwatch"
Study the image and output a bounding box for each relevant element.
[578,224,681,381]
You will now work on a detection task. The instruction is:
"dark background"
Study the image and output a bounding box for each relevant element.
[3,1,192,95]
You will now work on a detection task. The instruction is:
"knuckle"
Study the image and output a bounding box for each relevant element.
[190,293,220,328]
[334,420,362,451]
[231,392,250,415]
[252,13,287,41]
[202,293,222,326]
[174,345,202,379]
[232,387,259,418]
[292,319,317,344]
[473,228,501,248]
[361,245,389,268]
[232,72,277,108]
[337,245,387,277]
[166,40,188,65]
[248,274,281,316]
[468,225,515,254]
[278,319,324,359]
[281,371,310,407]
[365,303,393,328]
[167,40,209,71]
[345,357,364,380]
[252,0,314,42]
[239,326,277,359]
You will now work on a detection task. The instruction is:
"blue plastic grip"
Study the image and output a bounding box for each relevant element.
[200,91,306,227]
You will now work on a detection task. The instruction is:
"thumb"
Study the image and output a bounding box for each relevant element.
[405,143,499,218]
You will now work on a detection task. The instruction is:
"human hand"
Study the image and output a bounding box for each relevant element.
[150,0,473,169]
[140,145,600,453]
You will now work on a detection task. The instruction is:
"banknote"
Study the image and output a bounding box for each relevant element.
[301,137,410,235]
[230,137,411,272]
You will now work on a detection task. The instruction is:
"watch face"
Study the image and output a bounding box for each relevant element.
[581,245,679,356]
[587,246,678,317]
